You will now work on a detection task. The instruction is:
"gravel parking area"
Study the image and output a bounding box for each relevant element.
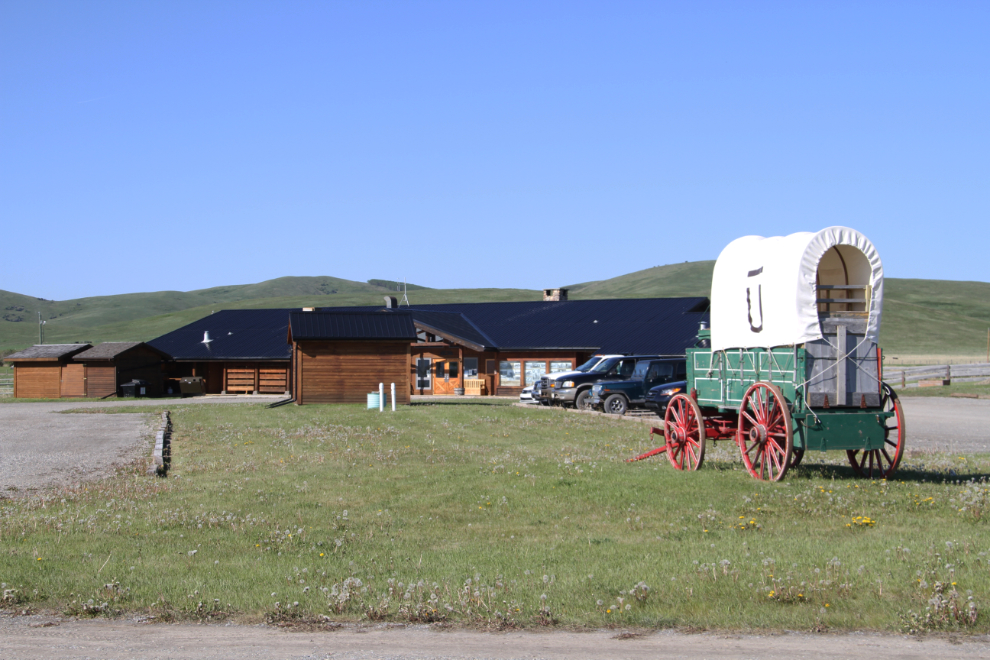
[0,402,153,494]
[0,396,287,495]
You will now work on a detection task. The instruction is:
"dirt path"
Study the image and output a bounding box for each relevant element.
[1,615,988,660]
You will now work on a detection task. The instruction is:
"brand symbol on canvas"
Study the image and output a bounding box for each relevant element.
[747,267,763,334]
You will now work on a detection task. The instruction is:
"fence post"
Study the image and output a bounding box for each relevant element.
[379,383,384,412]
[901,371,905,388]
[391,383,396,412]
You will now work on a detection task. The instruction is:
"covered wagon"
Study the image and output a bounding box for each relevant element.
[660,226,905,481]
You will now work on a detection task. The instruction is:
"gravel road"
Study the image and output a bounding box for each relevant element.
[899,397,990,454]
[1,615,987,660]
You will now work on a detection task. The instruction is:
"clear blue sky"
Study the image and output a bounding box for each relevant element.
[2,1,987,300]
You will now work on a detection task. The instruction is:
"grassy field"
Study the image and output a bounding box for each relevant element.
[897,380,990,398]
[1,401,987,633]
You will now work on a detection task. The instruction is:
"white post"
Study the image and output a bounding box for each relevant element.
[379,383,384,412]
[390,383,396,411]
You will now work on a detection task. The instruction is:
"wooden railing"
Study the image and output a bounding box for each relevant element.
[885,363,990,388]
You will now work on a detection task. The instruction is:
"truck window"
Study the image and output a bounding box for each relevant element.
[590,358,620,373]
[614,359,637,379]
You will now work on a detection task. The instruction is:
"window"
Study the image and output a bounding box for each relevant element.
[632,360,652,379]
[435,362,446,379]
[449,361,459,379]
[464,358,478,378]
[550,361,572,374]
[499,361,521,387]
[416,358,432,389]
[607,358,637,379]
[646,362,676,383]
[524,361,547,386]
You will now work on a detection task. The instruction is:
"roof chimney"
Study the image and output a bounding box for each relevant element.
[543,288,568,302]
[202,331,212,344]
[384,296,398,309]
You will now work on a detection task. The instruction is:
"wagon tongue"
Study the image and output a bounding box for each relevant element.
[626,427,668,462]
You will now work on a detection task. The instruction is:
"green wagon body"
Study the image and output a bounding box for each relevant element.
[686,341,895,454]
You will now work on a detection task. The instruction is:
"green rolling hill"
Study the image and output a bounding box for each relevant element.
[3,266,989,358]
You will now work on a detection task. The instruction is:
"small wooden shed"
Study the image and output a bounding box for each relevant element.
[73,342,169,398]
[288,311,415,405]
[5,344,92,398]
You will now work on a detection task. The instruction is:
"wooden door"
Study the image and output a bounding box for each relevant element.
[61,363,86,397]
[432,359,460,395]
[86,365,116,398]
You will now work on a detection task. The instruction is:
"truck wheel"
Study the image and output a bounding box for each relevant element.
[575,390,591,410]
[604,394,628,415]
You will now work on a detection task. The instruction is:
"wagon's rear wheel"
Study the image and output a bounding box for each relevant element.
[790,449,805,468]
[847,383,905,479]
[664,394,706,471]
[737,382,793,482]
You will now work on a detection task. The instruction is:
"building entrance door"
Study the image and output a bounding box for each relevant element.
[432,359,460,395]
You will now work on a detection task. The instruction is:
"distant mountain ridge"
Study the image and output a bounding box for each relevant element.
[3,264,989,357]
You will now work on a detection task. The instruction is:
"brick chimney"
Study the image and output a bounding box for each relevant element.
[543,288,568,302]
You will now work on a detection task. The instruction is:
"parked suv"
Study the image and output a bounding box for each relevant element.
[543,355,663,410]
[536,354,624,406]
[589,358,687,415]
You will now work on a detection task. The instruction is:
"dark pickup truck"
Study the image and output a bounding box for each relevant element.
[589,358,687,415]
[542,355,663,410]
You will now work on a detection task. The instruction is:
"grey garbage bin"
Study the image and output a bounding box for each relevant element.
[179,376,205,397]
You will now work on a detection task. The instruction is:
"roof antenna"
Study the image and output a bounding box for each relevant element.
[399,278,410,307]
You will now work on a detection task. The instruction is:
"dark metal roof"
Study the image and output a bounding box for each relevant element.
[5,344,92,361]
[147,298,710,361]
[322,298,710,355]
[148,309,292,361]
[288,311,417,341]
[74,342,167,361]
[408,311,495,351]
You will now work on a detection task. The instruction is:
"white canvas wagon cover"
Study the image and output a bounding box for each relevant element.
[710,226,883,351]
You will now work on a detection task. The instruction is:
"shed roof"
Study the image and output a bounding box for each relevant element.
[74,342,168,361]
[147,309,292,361]
[5,344,93,361]
[288,311,417,341]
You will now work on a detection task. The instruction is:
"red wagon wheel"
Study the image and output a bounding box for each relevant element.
[847,382,906,479]
[737,382,793,482]
[664,393,706,470]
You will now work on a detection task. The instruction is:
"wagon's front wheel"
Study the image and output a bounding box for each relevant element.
[737,382,793,481]
[847,382,905,479]
[664,394,706,470]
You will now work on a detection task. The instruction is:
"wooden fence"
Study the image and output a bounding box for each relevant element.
[0,377,12,397]
[885,363,990,388]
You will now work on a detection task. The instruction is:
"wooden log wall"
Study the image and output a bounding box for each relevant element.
[296,341,410,405]
[14,363,61,398]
